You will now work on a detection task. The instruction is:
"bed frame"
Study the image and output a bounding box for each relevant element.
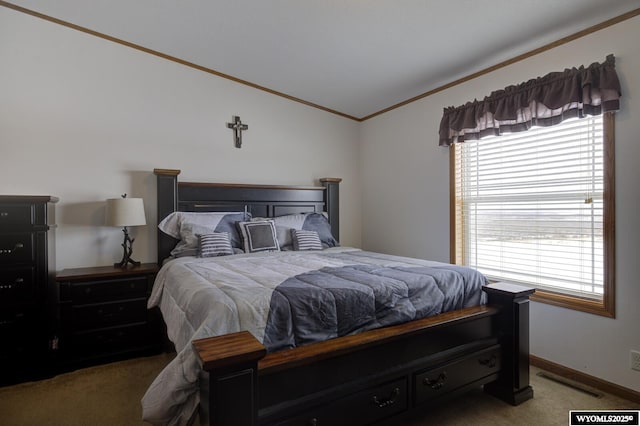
[154,168,534,426]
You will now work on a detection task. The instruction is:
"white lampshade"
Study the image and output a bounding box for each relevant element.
[105,197,146,227]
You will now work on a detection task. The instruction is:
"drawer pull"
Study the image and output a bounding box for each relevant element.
[0,242,24,255]
[308,418,318,426]
[423,371,447,390]
[479,354,497,368]
[371,387,400,408]
[0,278,23,290]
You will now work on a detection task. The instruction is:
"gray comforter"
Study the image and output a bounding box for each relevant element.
[142,248,487,425]
[264,261,486,351]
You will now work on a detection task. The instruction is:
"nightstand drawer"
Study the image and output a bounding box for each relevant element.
[72,298,147,331]
[0,267,35,302]
[414,345,500,405]
[66,276,148,303]
[0,233,34,264]
[71,323,149,355]
[0,203,35,226]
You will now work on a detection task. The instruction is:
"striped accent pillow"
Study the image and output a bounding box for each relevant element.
[198,232,234,257]
[291,229,323,251]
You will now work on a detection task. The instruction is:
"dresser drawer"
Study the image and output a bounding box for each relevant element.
[0,233,34,264]
[0,331,38,364]
[0,309,46,384]
[64,276,148,303]
[70,323,150,355]
[414,345,500,405]
[273,378,408,426]
[0,305,37,337]
[0,308,42,367]
[0,267,35,302]
[0,203,35,226]
[71,298,147,331]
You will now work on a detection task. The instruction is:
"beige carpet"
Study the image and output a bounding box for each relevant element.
[0,353,175,426]
[0,353,636,425]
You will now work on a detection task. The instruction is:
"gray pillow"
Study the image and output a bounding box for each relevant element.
[237,220,280,253]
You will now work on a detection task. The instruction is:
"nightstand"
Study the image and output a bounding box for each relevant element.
[55,263,163,369]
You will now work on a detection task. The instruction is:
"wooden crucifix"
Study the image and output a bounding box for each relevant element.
[226,116,248,148]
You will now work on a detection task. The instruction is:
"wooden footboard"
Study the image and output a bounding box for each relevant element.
[194,282,534,426]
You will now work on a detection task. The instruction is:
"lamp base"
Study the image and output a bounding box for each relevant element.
[115,226,141,269]
[114,258,141,269]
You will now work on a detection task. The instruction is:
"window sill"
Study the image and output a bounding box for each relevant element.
[530,289,615,318]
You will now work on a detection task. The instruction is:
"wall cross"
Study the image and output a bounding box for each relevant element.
[226,116,248,148]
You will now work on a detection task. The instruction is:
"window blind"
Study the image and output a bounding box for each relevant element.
[454,115,604,299]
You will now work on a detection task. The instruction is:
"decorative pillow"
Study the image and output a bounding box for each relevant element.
[254,212,338,250]
[291,229,323,251]
[237,220,280,253]
[198,232,234,257]
[159,211,250,257]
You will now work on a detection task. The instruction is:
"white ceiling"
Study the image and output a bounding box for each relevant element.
[7,0,640,120]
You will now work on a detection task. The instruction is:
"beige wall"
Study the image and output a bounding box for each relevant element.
[0,7,362,268]
[361,16,640,392]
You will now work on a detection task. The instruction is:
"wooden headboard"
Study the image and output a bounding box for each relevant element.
[154,169,341,264]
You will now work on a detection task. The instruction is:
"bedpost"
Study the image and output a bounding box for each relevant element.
[483,282,535,405]
[320,177,341,243]
[154,169,180,265]
[193,331,267,426]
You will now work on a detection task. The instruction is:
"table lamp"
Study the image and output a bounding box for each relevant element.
[105,194,146,268]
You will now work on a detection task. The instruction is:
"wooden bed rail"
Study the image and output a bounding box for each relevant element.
[193,305,496,375]
[193,282,534,426]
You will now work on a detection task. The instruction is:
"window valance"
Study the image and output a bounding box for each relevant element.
[439,55,621,146]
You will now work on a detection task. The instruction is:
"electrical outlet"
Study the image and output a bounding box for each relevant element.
[631,350,640,372]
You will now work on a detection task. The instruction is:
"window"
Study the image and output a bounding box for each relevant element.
[451,113,615,317]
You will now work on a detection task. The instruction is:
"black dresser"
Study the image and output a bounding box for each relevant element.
[0,195,58,385]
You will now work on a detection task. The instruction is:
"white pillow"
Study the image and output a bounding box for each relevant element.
[158,211,246,238]
[159,211,250,257]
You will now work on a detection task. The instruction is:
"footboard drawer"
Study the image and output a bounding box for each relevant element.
[414,345,500,405]
[271,378,408,426]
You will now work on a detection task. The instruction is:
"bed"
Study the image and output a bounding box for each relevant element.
[143,168,534,426]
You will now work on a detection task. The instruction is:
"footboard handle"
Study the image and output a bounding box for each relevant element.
[193,331,267,426]
[483,282,535,405]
